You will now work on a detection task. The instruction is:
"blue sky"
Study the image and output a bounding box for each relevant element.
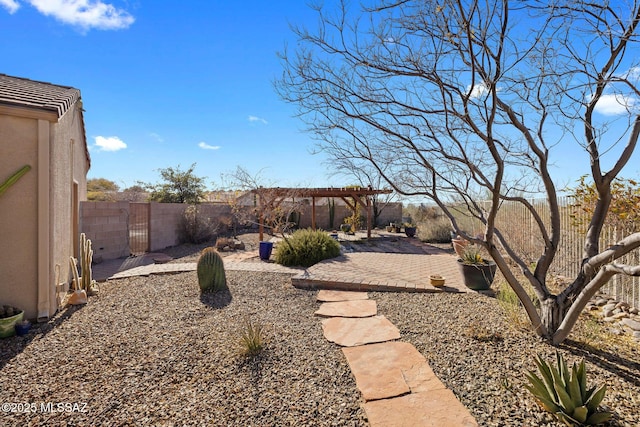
[1,0,334,189]
[1,0,638,194]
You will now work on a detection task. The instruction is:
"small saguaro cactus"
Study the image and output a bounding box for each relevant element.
[197,247,227,292]
[79,233,96,292]
[69,233,97,294]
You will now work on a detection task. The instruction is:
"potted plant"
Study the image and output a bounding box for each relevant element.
[340,223,352,233]
[404,223,417,237]
[457,246,497,290]
[0,305,24,338]
[429,274,446,287]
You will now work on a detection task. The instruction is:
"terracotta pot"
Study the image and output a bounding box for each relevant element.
[452,238,469,258]
[68,289,88,305]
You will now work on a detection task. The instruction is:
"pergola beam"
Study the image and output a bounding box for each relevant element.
[250,187,393,240]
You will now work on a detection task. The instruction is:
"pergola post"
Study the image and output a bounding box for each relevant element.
[366,196,372,239]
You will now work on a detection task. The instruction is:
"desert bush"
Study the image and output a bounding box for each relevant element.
[417,216,452,243]
[496,280,539,330]
[274,228,341,267]
[179,205,218,244]
[239,317,266,357]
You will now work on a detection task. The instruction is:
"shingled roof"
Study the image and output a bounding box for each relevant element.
[0,73,81,119]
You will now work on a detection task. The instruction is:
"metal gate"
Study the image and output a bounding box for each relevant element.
[129,203,150,254]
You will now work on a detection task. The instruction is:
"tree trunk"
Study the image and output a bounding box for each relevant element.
[540,297,569,340]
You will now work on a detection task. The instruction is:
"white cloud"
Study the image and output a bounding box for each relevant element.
[594,93,638,116]
[0,0,20,14]
[95,135,127,151]
[467,83,490,99]
[248,115,268,125]
[26,0,134,30]
[198,142,220,150]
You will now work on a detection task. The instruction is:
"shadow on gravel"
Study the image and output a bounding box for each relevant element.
[0,304,84,370]
[199,289,233,309]
[562,339,640,387]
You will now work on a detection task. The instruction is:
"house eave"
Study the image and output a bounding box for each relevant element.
[0,103,59,122]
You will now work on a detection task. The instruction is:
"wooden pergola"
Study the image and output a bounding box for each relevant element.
[250,187,393,240]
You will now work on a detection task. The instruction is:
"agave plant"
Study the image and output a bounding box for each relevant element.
[461,246,485,264]
[524,351,612,426]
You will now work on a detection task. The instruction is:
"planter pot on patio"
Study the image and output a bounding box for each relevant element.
[67,289,88,305]
[259,241,274,261]
[0,307,24,338]
[457,260,497,291]
[405,227,417,237]
[429,274,446,287]
[452,238,469,258]
[14,320,31,336]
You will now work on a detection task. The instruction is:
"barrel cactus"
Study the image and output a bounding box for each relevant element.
[197,247,227,292]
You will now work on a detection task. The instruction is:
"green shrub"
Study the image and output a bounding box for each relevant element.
[197,247,227,292]
[274,228,341,267]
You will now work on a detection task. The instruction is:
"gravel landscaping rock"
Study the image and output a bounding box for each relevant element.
[374,291,640,427]
[1,232,638,426]
[0,271,365,426]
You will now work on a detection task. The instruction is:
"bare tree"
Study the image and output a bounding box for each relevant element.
[276,0,640,344]
[221,167,306,241]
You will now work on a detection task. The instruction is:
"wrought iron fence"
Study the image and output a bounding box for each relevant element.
[457,197,639,309]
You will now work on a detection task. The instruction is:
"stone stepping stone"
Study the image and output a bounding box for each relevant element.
[364,389,478,427]
[315,300,377,318]
[321,315,400,347]
[342,341,444,401]
[317,290,368,302]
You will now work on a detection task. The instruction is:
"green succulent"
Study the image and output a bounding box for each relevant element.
[461,246,485,264]
[524,351,612,426]
[197,247,227,292]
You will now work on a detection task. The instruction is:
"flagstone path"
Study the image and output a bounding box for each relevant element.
[316,289,478,427]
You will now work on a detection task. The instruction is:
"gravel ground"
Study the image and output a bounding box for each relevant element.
[374,291,640,426]
[0,271,365,426]
[1,233,638,426]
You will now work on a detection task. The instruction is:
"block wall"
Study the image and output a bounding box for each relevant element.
[80,201,130,260]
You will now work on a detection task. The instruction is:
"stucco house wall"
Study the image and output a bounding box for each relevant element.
[0,74,89,321]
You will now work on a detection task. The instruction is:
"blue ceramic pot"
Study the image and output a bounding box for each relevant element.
[259,241,273,260]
